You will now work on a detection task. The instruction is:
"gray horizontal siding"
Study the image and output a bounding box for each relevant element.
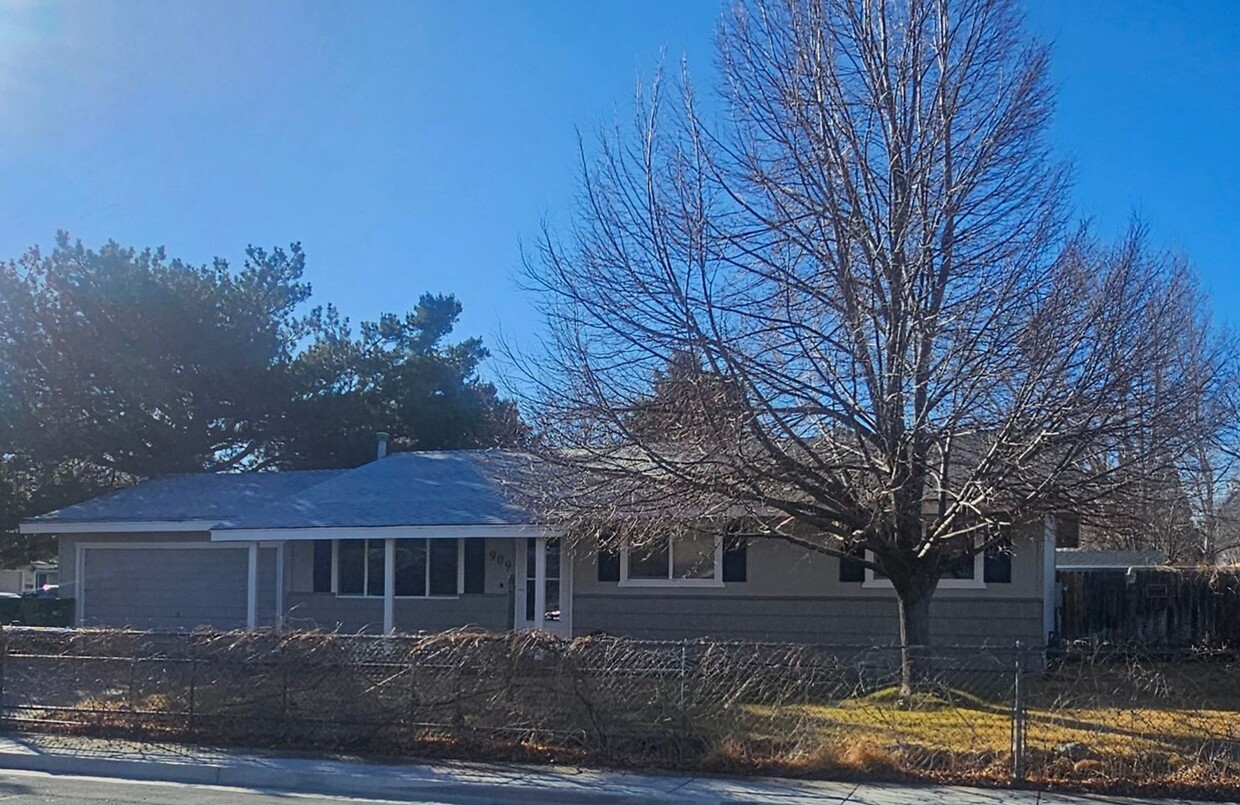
[573,593,1044,646]
[256,547,278,628]
[284,592,510,634]
[573,522,1049,602]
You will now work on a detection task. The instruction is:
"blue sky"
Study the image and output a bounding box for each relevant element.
[0,1,1236,373]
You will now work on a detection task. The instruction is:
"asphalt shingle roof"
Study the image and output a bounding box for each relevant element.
[214,450,540,530]
[26,470,345,525]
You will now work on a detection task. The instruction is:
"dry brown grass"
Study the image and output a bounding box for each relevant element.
[732,678,1239,796]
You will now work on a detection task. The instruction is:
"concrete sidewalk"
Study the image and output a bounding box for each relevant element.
[0,733,1215,805]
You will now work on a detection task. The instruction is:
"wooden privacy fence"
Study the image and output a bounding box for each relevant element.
[1058,568,1240,646]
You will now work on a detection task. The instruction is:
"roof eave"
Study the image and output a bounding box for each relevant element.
[18,520,220,535]
[210,523,551,542]
[1058,565,1165,571]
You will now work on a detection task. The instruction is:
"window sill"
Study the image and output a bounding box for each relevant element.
[860,579,987,591]
[334,594,462,600]
[618,579,726,588]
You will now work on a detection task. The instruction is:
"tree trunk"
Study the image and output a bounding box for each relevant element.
[893,568,937,697]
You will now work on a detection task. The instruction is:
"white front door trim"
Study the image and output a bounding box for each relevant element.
[514,536,572,638]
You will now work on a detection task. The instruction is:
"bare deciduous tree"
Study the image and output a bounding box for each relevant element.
[1078,304,1237,564]
[1193,392,1240,565]
[520,0,1229,689]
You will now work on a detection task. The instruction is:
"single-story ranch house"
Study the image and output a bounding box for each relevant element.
[20,449,1058,646]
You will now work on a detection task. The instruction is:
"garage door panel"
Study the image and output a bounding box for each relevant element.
[83,547,249,630]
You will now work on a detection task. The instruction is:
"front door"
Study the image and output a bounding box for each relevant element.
[514,536,571,637]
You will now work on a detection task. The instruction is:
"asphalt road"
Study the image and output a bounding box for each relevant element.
[0,770,457,805]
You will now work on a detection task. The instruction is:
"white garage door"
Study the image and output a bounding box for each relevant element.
[80,545,252,630]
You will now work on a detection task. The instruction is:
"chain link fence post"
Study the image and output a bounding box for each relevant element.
[186,640,197,737]
[0,627,7,731]
[281,663,290,741]
[1011,640,1026,781]
[679,644,687,710]
[127,649,138,721]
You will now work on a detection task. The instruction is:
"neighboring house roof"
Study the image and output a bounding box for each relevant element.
[0,560,58,572]
[23,470,345,527]
[1055,548,1166,570]
[214,450,540,531]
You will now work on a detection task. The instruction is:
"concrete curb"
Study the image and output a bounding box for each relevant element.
[0,750,721,805]
[0,749,1216,805]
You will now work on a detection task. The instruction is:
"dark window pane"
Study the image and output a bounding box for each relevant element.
[839,546,866,583]
[463,539,486,594]
[628,539,670,579]
[394,539,426,597]
[367,540,386,597]
[939,537,975,580]
[545,538,561,580]
[673,531,716,579]
[984,550,1012,583]
[722,537,747,582]
[941,556,975,579]
[597,547,620,582]
[525,579,536,621]
[526,538,536,577]
[984,534,1013,584]
[337,540,365,596]
[544,580,560,621]
[312,541,333,593]
[429,539,458,596]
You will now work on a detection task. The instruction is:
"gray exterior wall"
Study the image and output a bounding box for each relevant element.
[58,533,516,634]
[570,522,1049,646]
[282,592,509,633]
[256,547,278,628]
[56,522,1049,646]
[572,594,1042,645]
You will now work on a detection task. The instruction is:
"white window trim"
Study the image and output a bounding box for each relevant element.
[619,534,725,588]
[861,546,987,590]
[334,538,462,599]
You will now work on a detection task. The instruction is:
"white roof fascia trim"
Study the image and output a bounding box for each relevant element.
[210,523,553,542]
[19,520,219,535]
[76,541,248,550]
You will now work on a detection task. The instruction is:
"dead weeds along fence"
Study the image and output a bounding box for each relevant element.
[0,627,1235,795]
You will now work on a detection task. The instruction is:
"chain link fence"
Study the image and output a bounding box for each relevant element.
[0,627,1235,794]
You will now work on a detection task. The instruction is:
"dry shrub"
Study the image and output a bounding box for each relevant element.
[0,628,1236,798]
[840,739,903,774]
